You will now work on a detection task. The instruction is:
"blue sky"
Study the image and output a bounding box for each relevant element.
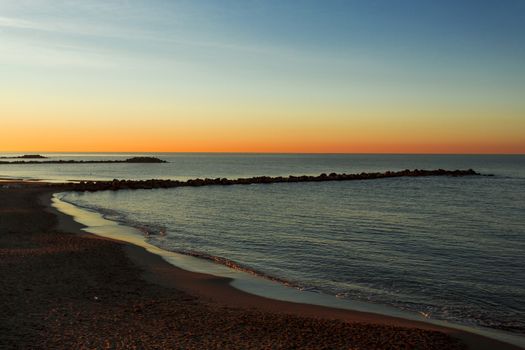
[1,0,524,99]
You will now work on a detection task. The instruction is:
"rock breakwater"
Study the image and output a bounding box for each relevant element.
[58,169,480,192]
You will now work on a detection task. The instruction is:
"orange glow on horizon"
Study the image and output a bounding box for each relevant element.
[2,121,524,154]
[2,94,524,154]
[2,129,524,154]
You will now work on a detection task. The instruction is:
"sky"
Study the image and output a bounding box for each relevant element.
[1,0,524,153]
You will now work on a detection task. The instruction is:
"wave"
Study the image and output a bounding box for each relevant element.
[165,248,303,288]
[58,192,304,290]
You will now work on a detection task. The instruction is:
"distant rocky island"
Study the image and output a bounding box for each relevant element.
[0,154,48,159]
[0,156,167,164]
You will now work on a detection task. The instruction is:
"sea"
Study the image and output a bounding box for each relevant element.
[1,153,524,342]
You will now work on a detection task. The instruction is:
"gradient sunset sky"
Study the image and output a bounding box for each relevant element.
[1,0,524,153]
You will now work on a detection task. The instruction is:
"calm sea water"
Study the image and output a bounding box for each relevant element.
[2,153,524,334]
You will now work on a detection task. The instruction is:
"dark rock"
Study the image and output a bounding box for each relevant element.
[124,157,167,163]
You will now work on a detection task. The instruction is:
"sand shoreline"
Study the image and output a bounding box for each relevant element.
[1,181,523,349]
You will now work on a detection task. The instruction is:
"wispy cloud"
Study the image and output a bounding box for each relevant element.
[0,8,358,73]
[0,16,52,31]
[0,15,274,70]
[0,13,303,61]
[0,15,133,39]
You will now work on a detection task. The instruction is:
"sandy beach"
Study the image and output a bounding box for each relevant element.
[0,181,522,349]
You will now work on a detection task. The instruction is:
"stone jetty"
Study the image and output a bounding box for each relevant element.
[57,169,480,192]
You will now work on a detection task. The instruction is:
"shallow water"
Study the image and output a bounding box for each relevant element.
[3,153,525,335]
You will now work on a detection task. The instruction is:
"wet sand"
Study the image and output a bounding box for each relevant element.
[0,182,521,349]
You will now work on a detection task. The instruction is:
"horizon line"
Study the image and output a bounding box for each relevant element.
[1,151,524,156]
